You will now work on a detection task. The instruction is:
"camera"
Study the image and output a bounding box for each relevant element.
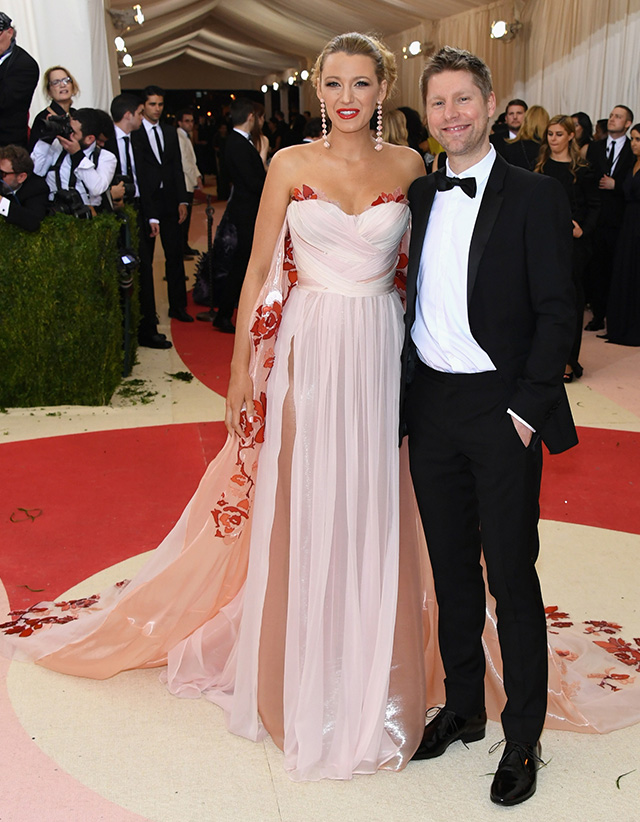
[111,174,136,204]
[40,113,74,142]
[47,189,93,220]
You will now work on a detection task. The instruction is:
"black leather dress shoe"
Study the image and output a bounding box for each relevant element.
[168,308,195,322]
[138,334,172,349]
[184,246,199,256]
[411,707,486,760]
[213,315,235,334]
[196,309,216,322]
[584,318,605,331]
[490,741,542,806]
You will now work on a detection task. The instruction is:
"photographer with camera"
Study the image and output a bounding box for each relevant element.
[0,144,49,231]
[30,107,117,216]
[28,66,79,150]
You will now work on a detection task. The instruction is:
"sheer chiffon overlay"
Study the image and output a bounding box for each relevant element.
[2,186,640,781]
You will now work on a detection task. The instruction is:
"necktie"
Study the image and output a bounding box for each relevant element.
[434,171,477,199]
[123,135,133,177]
[606,141,615,174]
[152,126,164,162]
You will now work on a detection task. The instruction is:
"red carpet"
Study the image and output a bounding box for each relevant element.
[1,422,226,610]
[170,292,235,396]
[540,427,640,533]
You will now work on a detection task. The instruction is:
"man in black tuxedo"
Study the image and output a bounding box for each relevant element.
[401,47,577,806]
[105,93,172,350]
[490,98,527,157]
[584,104,634,331]
[0,13,39,149]
[132,85,193,324]
[0,144,48,231]
[214,98,266,333]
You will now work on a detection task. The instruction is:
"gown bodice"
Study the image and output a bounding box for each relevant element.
[286,188,409,297]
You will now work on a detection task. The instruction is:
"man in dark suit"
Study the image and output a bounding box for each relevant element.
[107,92,171,349]
[132,85,193,324]
[0,144,48,231]
[584,104,634,331]
[214,98,266,333]
[490,98,527,157]
[0,13,39,149]
[401,47,577,806]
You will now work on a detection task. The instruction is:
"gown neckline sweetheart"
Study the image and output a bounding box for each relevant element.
[290,183,408,216]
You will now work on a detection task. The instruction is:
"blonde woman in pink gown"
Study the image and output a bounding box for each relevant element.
[2,33,640,782]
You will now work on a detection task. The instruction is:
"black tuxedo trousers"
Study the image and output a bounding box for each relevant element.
[137,198,187,318]
[406,362,547,744]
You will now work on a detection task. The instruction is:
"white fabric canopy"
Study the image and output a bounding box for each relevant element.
[110,0,491,79]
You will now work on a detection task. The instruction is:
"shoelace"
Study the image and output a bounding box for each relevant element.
[489,738,548,769]
[424,706,474,750]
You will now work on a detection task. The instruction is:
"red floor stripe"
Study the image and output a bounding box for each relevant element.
[1,422,226,610]
[171,291,235,396]
[540,427,640,534]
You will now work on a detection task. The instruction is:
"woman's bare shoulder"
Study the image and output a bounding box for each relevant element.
[267,143,324,191]
[382,143,426,185]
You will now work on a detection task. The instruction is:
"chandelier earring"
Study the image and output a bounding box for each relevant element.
[320,99,330,148]
[375,100,383,151]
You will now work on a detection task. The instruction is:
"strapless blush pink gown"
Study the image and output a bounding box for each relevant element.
[2,187,640,781]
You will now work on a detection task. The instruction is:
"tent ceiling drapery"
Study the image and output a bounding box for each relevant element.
[109,0,493,80]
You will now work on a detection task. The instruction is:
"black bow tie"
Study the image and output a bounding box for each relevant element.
[434,172,477,199]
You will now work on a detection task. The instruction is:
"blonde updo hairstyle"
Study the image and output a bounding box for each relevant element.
[310,32,397,101]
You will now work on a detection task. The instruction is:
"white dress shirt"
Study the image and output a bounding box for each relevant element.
[606,134,627,174]
[31,138,117,206]
[114,124,140,197]
[412,145,497,374]
[142,118,165,163]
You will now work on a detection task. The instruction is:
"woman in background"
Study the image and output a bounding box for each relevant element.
[382,108,409,146]
[535,114,600,381]
[571,111,593,157]
[28,66,79,149]
[250,102,270,170]
[502,104,549,170]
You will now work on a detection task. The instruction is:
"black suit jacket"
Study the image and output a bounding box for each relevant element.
[131,122,188,222]
[224,129,266,227]
[1,173,49,231]
[401,153,578,454]
[586,137,634,228]
[0,45,39,148]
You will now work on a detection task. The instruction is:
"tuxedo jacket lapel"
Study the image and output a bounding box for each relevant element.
[467,153,507,303]
[406,176,436,320]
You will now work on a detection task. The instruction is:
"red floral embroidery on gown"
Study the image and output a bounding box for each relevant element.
[2,185,640,780]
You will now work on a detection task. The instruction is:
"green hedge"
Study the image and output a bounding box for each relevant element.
[0,209,139,407]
